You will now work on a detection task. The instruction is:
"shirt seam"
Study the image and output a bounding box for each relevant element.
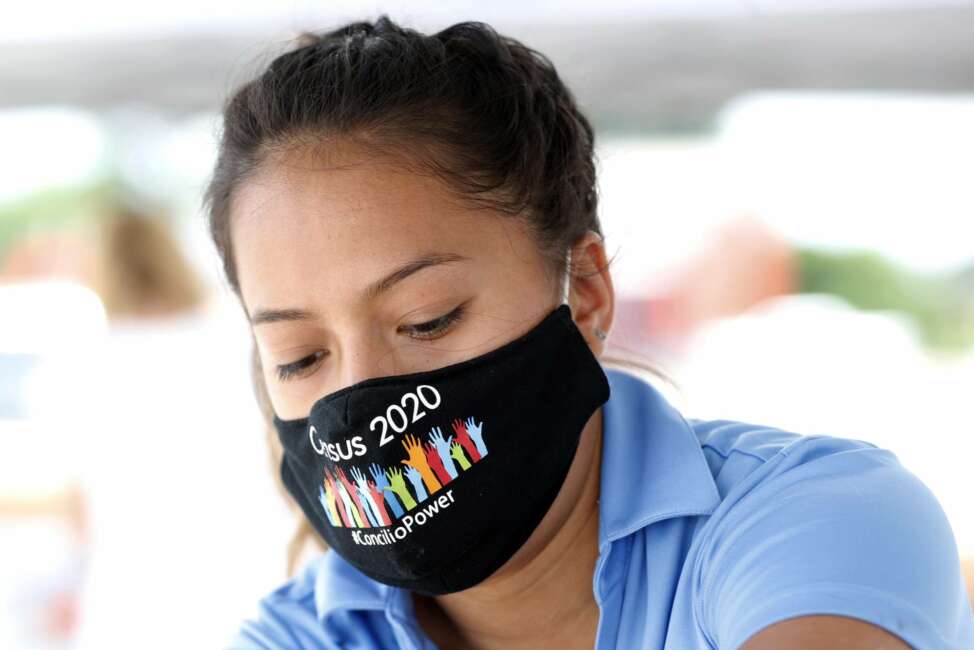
[701,432,838,467]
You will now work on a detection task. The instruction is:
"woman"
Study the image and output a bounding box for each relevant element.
[203,16,974,649]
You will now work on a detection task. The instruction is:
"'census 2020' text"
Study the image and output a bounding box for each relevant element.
[309,384,443,460]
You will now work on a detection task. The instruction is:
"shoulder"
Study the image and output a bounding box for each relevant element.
[687,416,890,497]
[684,418,974,649]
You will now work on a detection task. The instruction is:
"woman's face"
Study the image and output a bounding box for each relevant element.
[230,142,570,420]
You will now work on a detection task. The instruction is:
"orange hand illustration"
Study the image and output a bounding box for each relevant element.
[400,433,442,494]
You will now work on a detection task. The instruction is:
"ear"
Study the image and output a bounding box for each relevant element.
[565,230,615,357]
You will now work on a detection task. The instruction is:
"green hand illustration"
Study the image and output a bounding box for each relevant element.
[383,466,417,510]
[450,441,472,471]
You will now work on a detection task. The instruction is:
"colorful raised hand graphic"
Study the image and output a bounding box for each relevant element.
[423,440,453,485]
[428,426,458,479]
[403,465,429,503]
[349,466,380,527]
[370,462,404,519]
[451,418,482,462]
[336,467,369,527]
[328,471,353,527]
[384,466,418,511]
[450,441,472,470]
[322,472,346,527]
[313,417,493,530]
[464,416,488,457]
[332,469,362,527]
[318,485,340,526]
[366,479,392,526]
[400,433,442,494]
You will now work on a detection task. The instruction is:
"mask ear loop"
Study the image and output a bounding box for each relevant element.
[561,248,608,341]
[561,249,573,306]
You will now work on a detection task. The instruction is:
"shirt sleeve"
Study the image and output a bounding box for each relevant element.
[697,436,974,650]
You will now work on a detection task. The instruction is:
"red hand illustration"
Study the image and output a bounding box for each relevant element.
[451,419,481,462]
[366,479,392,526]
[324,471,351,527]
[424,441,452,485]
[336,466,370,527]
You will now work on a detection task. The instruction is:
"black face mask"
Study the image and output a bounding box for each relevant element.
[272,301,611,596]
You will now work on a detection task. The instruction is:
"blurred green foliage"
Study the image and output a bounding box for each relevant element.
[0,176,119,268]
[797,246,974,354]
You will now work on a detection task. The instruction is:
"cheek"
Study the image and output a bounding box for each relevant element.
[261,378,310,422]
[254,348,301,420]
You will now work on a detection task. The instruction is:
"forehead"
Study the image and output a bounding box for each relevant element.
[228,143,537,312]
[231,141,465,237]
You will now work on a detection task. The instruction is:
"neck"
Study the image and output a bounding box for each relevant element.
[414,409,604,650]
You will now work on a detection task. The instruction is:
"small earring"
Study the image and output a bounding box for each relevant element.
[594,328,607,341]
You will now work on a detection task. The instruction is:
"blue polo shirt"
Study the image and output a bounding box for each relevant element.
[229,367,974,649]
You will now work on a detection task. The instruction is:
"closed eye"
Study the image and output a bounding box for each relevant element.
[398,303,467,340]
[276,350,326,382]
[274,302,468,382]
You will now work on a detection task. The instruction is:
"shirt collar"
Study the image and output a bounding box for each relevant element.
[313,366,721,621]
[314,546,395,619]
[597,366,721,547]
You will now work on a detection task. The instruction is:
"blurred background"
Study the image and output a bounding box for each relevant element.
[2,0,973,647]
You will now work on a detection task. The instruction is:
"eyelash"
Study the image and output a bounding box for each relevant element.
[275,304,467,382]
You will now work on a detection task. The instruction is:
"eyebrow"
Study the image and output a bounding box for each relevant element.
[249,252,470,326]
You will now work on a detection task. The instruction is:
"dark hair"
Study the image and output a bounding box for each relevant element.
[202,14,674,576]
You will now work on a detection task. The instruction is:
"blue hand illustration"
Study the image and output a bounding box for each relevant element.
[404,465,429,503]
[464,416,488,457]
[318,485,339,526]
[370,462,404,518]
[350,466,380,527]
[368,462,389,489]
[428,426,458,479]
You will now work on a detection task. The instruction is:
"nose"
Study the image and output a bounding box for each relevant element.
[331,329,402,394]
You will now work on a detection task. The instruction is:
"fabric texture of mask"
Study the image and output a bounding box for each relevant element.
[272,302,611,596]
